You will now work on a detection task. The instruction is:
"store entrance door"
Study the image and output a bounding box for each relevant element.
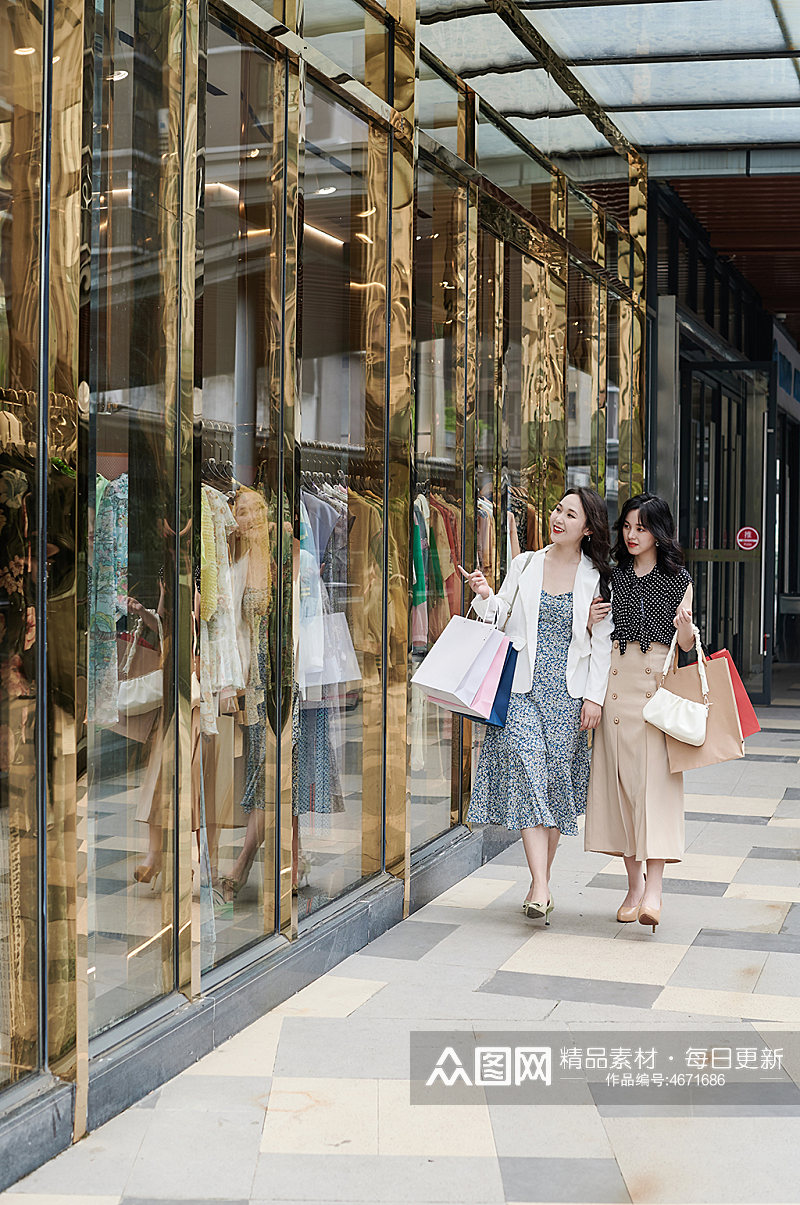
[680,360,777,704]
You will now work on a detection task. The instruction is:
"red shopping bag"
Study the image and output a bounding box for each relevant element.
[708,650,761,739]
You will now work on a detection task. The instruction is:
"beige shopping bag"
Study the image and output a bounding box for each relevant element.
[664,648,744,772]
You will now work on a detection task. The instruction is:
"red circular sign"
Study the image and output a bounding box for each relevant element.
[736,526,760,551]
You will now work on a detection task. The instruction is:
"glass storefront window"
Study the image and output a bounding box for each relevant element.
[567,190,593,258]
[418,59,460,157]
[410,164,466,849]
[566,268,597,488]
[296,81,387,914]
[0,2,42,1084]
[477,115,552,225]
[195,20,281,970]
[303,0,389,100]
[85,0,182,1035]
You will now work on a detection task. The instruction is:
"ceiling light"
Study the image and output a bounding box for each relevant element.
[248,148,259,158]
[107,69,128,81]
[304,222,344,248]
[357,205,376,217]
[52,55,60,64]
[316,186,336,195]
[14,47,36,56]
[355,232,373,245]
[207,181,240,200]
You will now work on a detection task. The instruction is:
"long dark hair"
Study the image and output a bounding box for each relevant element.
[562,487,613,601]
[613,492,685,575]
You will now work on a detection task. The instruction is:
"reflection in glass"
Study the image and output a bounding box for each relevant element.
[0,4,42,1084]
[410,166,465,849]
[418,59,460,157]
[296,82,387,914]
[477,116,552,224]
[303,0,388,99]
[195,22,279,970]
[566,269,598,489]
[85,0,180,1035]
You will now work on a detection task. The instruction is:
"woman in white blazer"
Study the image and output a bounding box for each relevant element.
[462,488,613,923]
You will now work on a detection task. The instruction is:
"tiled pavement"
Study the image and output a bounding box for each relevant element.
[4,706,800,1205]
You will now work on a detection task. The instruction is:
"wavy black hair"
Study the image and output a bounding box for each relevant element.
[562,487,613,601]
[613,492,685,576]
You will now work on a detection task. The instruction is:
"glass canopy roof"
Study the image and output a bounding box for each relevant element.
[418,0,800,155]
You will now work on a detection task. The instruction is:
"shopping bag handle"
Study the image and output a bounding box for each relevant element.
[659,624,708,702]
[467,551,534,630]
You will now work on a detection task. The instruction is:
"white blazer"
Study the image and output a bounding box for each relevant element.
[470,546,614,706]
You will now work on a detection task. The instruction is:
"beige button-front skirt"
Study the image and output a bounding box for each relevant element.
[584,641,684,863]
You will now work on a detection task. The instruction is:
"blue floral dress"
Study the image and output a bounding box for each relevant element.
[468,590,590,835]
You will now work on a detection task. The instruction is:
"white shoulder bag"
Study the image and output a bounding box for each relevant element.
[118,615,164,717]
[642,626,708,746]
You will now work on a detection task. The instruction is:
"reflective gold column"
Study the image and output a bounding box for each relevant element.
[178,0,200,999]
[459,188,479,824]
[46,0,85,1135]
[491,237,505,590]
[278,54,298,938]
[594,284,607,496]
[543,268,567,523]
[618,299,634,509]
[384,0,415,903]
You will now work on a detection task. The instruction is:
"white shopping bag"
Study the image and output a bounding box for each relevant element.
[411,614,507,709]
[300,611,362,692]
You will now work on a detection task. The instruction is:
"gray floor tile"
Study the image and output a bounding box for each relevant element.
[590,1079,800,1117]
[733,858,800,887]
[685,812,768,826]
[498,1156,631,1203]
[587,873,727,897]
[668,944,768,992]
[782,903,800,935]
[10,1108,153,1195]
[489,1104,614,1159]
[784,787,800,800]
[123,1200,247,1205]
[692,928,800,954]
[754,950,800,995]
[124,1110,262,1200]
[251,1154,505,1202]
[478,970,661,1010]
[360,920,459,960]
[272,1017,455,1079]
[749,845,800,861]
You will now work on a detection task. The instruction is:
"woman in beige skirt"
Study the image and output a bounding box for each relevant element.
[584,493,695,932]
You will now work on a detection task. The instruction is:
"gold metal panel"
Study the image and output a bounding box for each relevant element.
[46,0,87,1132]
[544,269,567,522]
[592,205,605,271]
[617,300,634,510]
[178,0,199,1000]
[519,253,543,543]
[359,124,391,883]
[629,154,647,301]
[383,0,414,899]
[491,236,505,591]
[595,284,608,497]
[277,54,297,939]
[459,188,479,825]
[630,305,646,497]
[550,171,567,239]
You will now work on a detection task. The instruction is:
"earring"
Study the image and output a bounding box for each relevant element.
[656,540,659,547]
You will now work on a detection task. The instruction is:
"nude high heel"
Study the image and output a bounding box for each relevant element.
[617,874,646,923]
[638,903,661,932]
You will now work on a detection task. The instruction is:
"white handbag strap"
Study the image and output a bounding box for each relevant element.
[121,613,164,678]
[660,625,708,701]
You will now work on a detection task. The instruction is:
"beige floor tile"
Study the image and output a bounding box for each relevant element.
[0,1198,120,1205]
[260,1077,378,1155]
[665,853,746,882]
[183,1013,283,1077]
[597,853,747,882]
[653,985,800,1023]
[429,878,518,909]
[500,932,687,985]
[275,975,387,1018]
[683,793,779,816]
[767,817,800,828]
[376,1080,495,1157]
[745,744,800,756]
[725,882,800,905]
